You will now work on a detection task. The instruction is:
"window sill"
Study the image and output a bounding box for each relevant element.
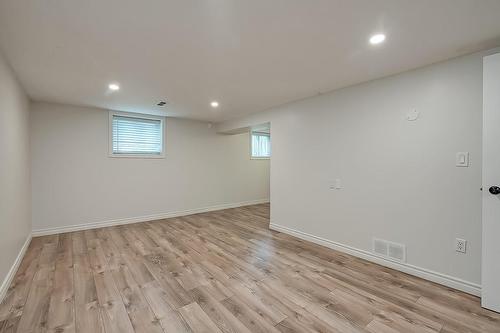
[250,156,270,160]
[109,153,165,159]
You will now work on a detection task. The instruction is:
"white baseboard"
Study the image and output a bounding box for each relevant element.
[0,234,32,304]
[32,199,270,237]
[270,223,481,296]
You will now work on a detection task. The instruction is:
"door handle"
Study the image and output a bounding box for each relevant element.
[489,186,500,195]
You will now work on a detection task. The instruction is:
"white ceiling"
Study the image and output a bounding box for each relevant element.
[1,0,500,122]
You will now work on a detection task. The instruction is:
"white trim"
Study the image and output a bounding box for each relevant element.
[32,199,270,237]
[0,234,32,303]
[269,223,481,296]
[108,111,166,158]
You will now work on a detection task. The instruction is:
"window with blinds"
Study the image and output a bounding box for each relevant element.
[110,113,164,157]
[251,131,271,158]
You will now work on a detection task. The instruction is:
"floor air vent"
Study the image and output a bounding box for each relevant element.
[373,238,406,262]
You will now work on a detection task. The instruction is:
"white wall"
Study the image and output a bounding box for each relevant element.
[0,51,31,295]
[30,102,270,233]
[218,49,500,291]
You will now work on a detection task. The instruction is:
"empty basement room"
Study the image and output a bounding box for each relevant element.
[2,2,500,333]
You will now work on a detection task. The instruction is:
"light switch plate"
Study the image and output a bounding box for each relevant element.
[456,152,469,167]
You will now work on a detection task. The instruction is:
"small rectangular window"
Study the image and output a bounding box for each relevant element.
[109,112,164,157]
[251,131,271,158]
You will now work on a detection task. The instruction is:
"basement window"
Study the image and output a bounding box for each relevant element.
[109,112,164,158]
[251,131,271,159]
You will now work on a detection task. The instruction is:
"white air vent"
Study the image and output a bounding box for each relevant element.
[373,238,406,263]
[373,239,388,256]
[388,242,406,262]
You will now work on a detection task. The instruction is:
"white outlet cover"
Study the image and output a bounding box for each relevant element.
[456,238,467,253]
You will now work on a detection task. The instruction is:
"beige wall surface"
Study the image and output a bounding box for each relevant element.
[30,102,270,232]
[0,51,31,291]
[217,49,500,287]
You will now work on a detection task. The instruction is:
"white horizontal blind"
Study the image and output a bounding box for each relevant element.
[251,131,271,158]
[112,115,163,155]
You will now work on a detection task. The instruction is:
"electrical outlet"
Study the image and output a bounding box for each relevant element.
[456,238,467,253]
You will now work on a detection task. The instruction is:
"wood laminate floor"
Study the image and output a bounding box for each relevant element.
[1,204,499,333]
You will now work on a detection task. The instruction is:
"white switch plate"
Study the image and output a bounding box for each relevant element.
[456,152,469,167]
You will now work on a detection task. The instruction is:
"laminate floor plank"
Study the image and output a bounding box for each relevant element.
[72,232,104,333]
[1,204,499,332]
[46,233,75,333]
[0,238,43,322]
[178,302,222,333]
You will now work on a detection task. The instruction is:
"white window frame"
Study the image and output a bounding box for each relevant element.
[108,111,165,158]
[250,130,271,160]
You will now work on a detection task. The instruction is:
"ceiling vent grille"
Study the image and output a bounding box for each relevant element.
[373,238,406,263]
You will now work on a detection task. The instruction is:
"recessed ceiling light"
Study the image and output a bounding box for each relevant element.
[211,101,219,108]
[108,83,120,91]
[369,34,386,45]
